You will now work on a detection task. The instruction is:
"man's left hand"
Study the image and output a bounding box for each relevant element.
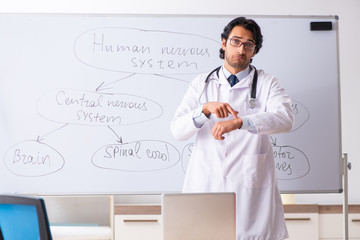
[211,118,243,140]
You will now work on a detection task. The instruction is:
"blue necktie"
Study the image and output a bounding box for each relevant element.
[228,75,238,87]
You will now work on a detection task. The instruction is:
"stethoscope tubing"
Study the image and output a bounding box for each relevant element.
[202,65,258,108]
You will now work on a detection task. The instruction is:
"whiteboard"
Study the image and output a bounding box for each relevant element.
[0,14,342,194]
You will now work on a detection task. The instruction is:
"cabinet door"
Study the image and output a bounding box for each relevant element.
[319,214,342,239]
[350,213,360,239]
[115,214,161,240]
[285,213,319,240]
[320,213,360,239]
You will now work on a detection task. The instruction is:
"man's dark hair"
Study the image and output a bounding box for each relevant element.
[219,17,263,59]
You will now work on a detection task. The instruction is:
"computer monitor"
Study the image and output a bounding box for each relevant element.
[0,195,52,240]
[0,225,4,240]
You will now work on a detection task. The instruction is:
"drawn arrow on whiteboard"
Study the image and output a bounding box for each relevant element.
[108,126,123,143]
[36,123,69,142]
[95,73,136,92]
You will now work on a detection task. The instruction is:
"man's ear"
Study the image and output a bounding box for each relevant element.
[221,38,227,51]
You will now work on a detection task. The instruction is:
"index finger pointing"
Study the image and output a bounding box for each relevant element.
[226,104,239,119]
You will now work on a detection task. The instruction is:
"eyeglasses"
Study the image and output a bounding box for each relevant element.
[228,37,256,51]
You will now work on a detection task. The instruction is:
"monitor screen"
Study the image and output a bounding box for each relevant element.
[0,203,40,240]
[0,223,4,240]
[0,195,52,240]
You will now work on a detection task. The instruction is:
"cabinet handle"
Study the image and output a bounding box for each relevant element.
[352,219,360,222]
[285,218,311,221]
[124,219,158,223]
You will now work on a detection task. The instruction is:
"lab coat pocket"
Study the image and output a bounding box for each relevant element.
[242,153,273,189]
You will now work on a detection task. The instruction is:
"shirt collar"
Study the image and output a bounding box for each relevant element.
[221,65,251,82]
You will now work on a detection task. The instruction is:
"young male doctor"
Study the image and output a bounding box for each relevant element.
[171,17,294,240]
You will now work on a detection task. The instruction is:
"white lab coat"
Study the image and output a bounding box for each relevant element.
[171,67,294,240]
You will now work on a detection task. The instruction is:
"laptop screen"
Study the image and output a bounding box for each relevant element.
[0,204,41,240]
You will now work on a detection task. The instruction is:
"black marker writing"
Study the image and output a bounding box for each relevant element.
[146,144,169,162]
[130,57,198,70]
[104,142,141,159]
[107,100,147,111]
[76,110,122,125]
[274,146,295,160]
[161,47,210,57]
[13,149,51,167]
[275,161,292,176]
[93,33,151,54]
[56,90,103,108]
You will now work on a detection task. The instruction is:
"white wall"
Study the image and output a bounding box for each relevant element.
[1,0,359,204]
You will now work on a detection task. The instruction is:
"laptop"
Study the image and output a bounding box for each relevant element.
[161,192,236,240]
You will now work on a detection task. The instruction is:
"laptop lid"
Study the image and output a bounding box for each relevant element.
[161,192,236,240]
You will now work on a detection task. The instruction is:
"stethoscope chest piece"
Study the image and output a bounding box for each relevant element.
[249,98,257,109]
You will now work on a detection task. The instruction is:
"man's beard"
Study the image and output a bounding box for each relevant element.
[225,53,250,71]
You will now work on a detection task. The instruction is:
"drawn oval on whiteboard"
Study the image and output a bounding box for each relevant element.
[181,143,193,174]
[74,27,220,75]
[4,140,65,177]
[92,140,180,172]
[36,89,163,126]
[273,145,310,180]
[290,99,310,132]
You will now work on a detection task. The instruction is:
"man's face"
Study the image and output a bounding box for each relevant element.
[222,26,256,74]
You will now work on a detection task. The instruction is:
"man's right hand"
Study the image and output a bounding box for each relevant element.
[202,102,239,119]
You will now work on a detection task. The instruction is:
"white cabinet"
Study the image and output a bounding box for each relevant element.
[350,214,360,239]
[283,204,360,240]
[113,203,360,240]
[319,213,342,239]
[319,213,360,240]
[114,205,161,240]
[285,213,319,240]
[114,215,161,240]
[284,205,319,240]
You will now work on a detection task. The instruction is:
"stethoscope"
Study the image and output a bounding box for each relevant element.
[202,65,258,109]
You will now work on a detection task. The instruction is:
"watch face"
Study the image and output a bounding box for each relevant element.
[249,99,257,109]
